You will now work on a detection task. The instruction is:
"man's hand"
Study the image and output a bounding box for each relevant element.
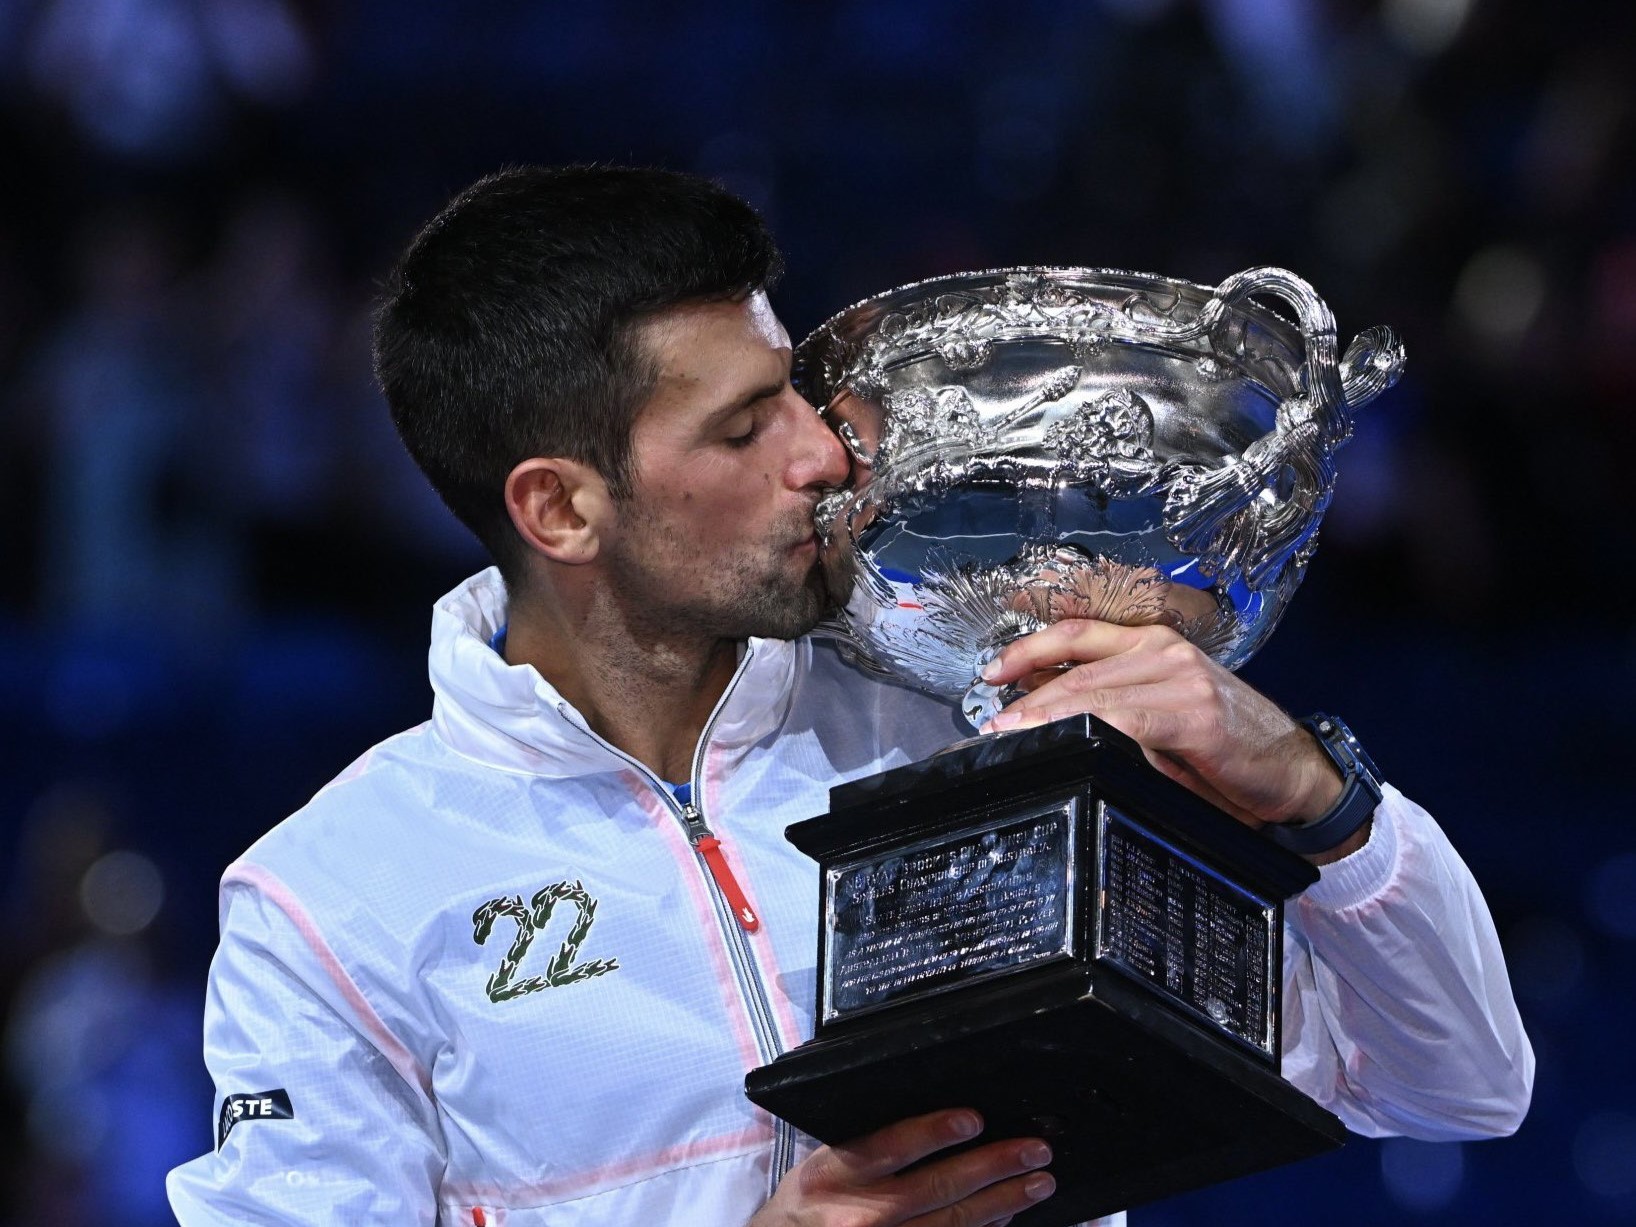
[978,620,1363,861]
[749,1108,1055,1227]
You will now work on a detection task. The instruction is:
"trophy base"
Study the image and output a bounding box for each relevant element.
[746,963,1344,1225]
[745,715,1349,1225]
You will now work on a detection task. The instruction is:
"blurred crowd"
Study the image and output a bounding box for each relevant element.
[1,1,1633,1224]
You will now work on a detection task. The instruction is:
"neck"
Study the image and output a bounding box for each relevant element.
[503,583,739,784]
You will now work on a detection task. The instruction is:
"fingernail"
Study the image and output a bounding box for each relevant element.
[988,711,1019,731]
[980,656,1002,681]
[950,1111,982,1140]
[1024,1172,1056,1201]
[1021,1141,1052,1168]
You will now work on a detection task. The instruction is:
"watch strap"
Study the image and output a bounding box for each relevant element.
[1264,714,1383,856]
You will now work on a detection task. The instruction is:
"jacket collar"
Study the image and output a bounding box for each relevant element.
[428,568,802,781]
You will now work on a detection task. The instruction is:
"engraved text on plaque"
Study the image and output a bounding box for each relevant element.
[822,800,1078,1023]
[1096,805,1278,1057]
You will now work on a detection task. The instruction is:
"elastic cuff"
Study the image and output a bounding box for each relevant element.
[1298,783,1406,911]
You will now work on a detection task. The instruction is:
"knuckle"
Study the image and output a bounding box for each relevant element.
[1060,663,1096,693]
[795,1152,836,1196]
[1138,623,1177,649]
[1159,633,1197,664]
[867,1146,903,1177]
[923,1165,961,1207]
[1183,672,1217,707]
[1124,707,1155,741]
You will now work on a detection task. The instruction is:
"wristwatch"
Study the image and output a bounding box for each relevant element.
[1265,714,1383,856]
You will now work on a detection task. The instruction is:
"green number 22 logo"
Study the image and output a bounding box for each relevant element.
[471,880,620,1002]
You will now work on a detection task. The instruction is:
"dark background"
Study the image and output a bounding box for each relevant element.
[1,1,1632,1223]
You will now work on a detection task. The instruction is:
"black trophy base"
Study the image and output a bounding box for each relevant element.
[744,715,1347,1226]
[746,964,1343,1225]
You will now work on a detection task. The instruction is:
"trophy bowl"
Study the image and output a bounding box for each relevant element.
[798,266,1405,725]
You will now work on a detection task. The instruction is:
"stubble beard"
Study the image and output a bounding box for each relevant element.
[603,513,835,645]
[715,554,830,641]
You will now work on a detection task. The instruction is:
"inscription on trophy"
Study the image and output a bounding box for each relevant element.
[822,801,1078,1024]
[1096,806,1278,1058]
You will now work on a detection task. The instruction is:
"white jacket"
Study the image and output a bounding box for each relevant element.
[168,569,1532,1226]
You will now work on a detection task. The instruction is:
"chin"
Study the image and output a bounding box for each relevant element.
[742,579,828,641]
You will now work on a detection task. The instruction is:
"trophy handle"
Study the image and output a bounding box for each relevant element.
[1338,324,1407,410]
[1157,269,1403,591]
[1202,267,1349,444]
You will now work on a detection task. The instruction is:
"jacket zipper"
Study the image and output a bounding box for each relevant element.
[675,797,795,1190]
[681,805,759,931]
[555,647,798,1188]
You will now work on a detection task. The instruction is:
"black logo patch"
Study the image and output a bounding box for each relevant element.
[217,1089,294,1150]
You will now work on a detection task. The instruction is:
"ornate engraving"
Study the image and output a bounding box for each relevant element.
[844,359,891,402]
[1162,422,1332,590]
[1193,355,1229,382]
[936,335,995,371]
[798,266,1406,724]
[844,277,1120,394]
[1044,389,1160,495]
[880,386,986,461]
[1068,328,1110,363]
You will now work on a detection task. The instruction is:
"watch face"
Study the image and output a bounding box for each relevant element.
[1326,718,1382,788]
[1304,714,1384,809]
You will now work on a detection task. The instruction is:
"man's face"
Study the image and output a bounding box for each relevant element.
[598,292,850,642]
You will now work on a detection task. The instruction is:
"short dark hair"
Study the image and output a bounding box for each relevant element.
[373,165,783,581]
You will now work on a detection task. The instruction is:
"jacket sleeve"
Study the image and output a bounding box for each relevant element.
[1279,785,1534,1139]
[167,870,445,1224]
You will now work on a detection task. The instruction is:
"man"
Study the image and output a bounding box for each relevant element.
[168,165,1532,1226]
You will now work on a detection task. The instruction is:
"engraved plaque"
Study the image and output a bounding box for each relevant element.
[1096,805,1278,1058]
[822,800,1077,1024]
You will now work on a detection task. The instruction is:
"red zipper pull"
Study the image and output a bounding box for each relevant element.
[694,835,761,932]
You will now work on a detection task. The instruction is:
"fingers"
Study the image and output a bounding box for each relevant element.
[823,1108,986,1185]
[981,619,1179,686]
[812,1110,1056,1225]
[974,617,1327,828]
[897,1143,1056,1227]
[986,671,1212,744]
[977,620,1217,740]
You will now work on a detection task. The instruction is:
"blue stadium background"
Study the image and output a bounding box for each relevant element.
[1,1,1633,1222]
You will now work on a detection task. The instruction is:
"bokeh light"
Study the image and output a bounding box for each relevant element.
[1380,1138,1465,1213]
[78,851,164,938]
[1453,245,1548,342]
[1573,1112,1636,1200]
[1382,0,1475,56]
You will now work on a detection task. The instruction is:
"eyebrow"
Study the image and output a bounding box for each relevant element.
[703,373,788,426]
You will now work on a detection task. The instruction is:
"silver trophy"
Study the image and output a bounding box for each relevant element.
[748,267,1407,1224]
[799,266,1404,724]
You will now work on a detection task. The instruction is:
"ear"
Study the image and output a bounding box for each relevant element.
[504,457,613,566]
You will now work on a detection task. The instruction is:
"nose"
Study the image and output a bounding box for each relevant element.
[785,386,851,492]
